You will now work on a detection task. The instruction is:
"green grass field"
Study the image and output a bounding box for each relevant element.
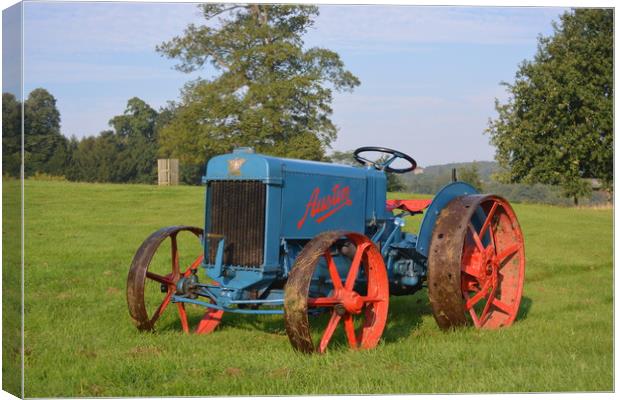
[6,180,613,396]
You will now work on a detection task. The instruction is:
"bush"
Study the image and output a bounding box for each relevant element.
[30,172,67,181]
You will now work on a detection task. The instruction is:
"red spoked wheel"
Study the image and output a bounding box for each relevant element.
[284,231,389,353]
[428,195,525,330]
[126,226,224,334]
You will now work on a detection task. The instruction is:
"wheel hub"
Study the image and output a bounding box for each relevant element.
[335,289,364,314]
[176,274,199,299]
[478,246,498,283]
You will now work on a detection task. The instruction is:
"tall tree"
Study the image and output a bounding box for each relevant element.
[109,97,159,183]
[386,173,406,193]
[156,4,360,169]
[66,131,123,183]
[328,150,356,166]
[23,88,69,176]
[109,97,158,140]
[67,98,161,184]
[459,162,484,192]
[486,9,613,205]
[2,93,22,177]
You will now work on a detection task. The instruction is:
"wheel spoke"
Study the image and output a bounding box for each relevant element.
[146,271,174,285]
[462,277,479,292]
[177,303,189,333]
[479,284,498,324]
[149,290,173,325]
[343,314,358,349]
[479,202,498,239]
[487,222,498,256]
[307,297,339,307]
[492,298,514,315]
[462,262,480,278]
[469,306,481,328]
[465,281,490,310]
[360,296,382,303]
[184,255,204,277]
[318,312,341,353]
[467,223,485,252]
[325,250,343,289]
[496,243,521,265]
[345,242,370,290]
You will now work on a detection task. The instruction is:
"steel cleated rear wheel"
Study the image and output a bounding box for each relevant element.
[428,195,525,330]
[126,226,223,334]
[284,231,389,353]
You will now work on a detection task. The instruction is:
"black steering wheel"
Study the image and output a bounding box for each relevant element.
[353,146,417,174]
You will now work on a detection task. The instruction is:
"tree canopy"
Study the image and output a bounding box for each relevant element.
[67,97,161,183]
[109,97,160,183]
[459,162,484,192]
[23,88,70,177]
[486,9,613,204]
[67,131,124,183]
[2,92,22,177]
[156,4,360,168]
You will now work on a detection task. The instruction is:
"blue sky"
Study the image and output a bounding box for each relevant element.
[2,2,21,99]
[13,2,565,165]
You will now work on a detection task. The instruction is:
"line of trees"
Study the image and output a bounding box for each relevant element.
[3,5,360,185]
[2,7,613,206]
[3,89,163,184]
[68,97,162,183]
[402,161,609,206]
[3,89,70,178]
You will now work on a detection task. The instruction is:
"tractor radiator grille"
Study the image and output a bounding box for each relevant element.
[207,180,266,267]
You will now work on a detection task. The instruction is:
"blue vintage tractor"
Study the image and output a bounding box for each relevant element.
[127,147,525,353]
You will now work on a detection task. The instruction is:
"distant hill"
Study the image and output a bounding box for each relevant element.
[398,160,609,206]
[416,161,499,181]
[401,161,500,194]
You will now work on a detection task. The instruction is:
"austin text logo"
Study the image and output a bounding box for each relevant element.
[297,184,352,229]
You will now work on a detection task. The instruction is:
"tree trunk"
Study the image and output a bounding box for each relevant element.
[573,196,579,206]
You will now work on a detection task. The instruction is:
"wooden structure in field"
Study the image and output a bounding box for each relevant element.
[157,159,179,186]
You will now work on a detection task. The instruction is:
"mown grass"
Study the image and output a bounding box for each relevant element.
[2,179,22,397]
[11,180,613,396]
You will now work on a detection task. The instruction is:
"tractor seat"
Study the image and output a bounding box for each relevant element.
[386,199,432,214]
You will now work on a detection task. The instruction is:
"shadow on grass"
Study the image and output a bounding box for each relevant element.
[155,293,533,344]
[516,296,533,322]
[381,293,429,343]
[183,291,431,348]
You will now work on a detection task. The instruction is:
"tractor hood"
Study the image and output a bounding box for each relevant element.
[203,147,368,184]
[203,148,387,240]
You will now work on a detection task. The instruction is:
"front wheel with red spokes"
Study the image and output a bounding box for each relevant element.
[126,226,224,334]
[428,195,525,330]
[284,231,389,353]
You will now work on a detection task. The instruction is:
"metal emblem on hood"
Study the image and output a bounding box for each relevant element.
[227,158,246,176]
